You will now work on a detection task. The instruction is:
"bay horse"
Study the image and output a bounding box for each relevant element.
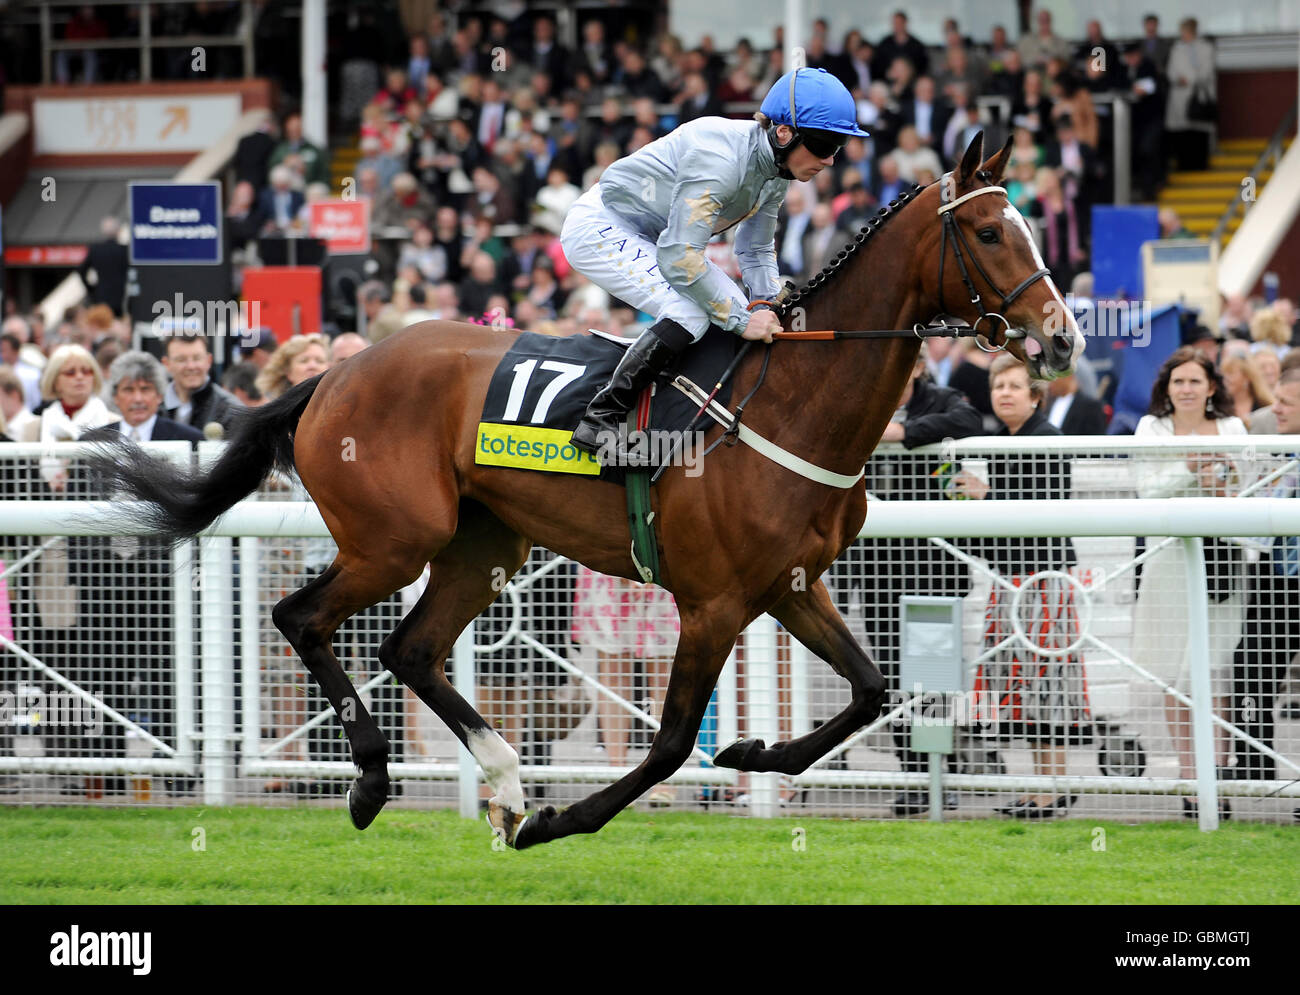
[90,134,1082,849]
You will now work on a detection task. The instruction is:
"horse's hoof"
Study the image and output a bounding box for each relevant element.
[714,737,766,771]
[513,805,558,850]
[346,777,387,831]
[487,799,527,848]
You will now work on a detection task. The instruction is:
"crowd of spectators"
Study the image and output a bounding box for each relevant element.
[197,8,1258,357]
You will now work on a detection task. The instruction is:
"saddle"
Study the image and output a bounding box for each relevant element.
[476,325,743,484]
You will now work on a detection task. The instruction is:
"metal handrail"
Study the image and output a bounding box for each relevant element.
[1211,101,1297,245]
[38,0,255,84]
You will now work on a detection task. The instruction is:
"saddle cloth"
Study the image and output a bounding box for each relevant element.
[476,325,742,482]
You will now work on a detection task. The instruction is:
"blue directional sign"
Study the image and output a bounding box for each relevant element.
[129,181,223,265]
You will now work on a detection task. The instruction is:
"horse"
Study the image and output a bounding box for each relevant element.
[89,134,1082,849]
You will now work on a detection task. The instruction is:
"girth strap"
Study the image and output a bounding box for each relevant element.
[670,375,864,489]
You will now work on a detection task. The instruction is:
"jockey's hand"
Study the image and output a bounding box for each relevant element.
[743,309,781,343]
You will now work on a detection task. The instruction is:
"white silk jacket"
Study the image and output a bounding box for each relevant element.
[596,116,790,333]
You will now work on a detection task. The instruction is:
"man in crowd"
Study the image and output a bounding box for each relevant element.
[0,320,43,411]
[77,353,203,793]
[161,335,242,434]
[872,11,929,79]
[1230,368,1300,781]
[269,111,330,188]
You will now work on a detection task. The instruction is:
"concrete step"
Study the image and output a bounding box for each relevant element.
[1217,138,1269,153]
[1159,202,1238,218]
[1210,153,1261,169]
[1184,216,1241,233]
[1167,170,1269,185]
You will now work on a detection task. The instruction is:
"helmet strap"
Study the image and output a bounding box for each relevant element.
[766,121,801,179]
[764,69,804,180]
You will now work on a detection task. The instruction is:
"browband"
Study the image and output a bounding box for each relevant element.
[936,183,1009,215]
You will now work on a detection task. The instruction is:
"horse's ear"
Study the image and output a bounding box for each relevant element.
[984,135,1014,185]
[957,131,985,185]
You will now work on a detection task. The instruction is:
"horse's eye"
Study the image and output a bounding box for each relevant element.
[977,228,1000,244]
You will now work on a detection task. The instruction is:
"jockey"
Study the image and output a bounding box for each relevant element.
[564,67,868,462]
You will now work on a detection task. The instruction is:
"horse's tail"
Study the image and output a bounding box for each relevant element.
[84,373,325,547]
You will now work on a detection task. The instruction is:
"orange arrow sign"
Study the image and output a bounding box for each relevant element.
[160,105,189,139]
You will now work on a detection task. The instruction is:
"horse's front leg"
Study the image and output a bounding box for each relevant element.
[714,578,885,775]
[514,602,740,850]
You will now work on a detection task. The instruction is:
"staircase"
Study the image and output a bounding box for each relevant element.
[1158,137,1291,246]
[330,137,361,196]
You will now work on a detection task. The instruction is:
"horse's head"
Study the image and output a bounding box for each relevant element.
[925,132,1084,381]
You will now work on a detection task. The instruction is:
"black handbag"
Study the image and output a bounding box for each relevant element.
[1188,85,1217,123]
[1203,537,1241,603]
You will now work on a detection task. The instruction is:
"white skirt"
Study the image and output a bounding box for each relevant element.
[1130,537,1245,698]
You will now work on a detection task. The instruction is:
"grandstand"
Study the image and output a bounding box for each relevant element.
[0,1,1297,830]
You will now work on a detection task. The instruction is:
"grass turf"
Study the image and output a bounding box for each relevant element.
[0,806,1295,904]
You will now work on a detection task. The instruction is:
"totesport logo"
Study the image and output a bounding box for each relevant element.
[475,422,601,476]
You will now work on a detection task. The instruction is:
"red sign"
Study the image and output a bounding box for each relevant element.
[308,199,371,255]
[241,266,322,342]
[4,245,88,266]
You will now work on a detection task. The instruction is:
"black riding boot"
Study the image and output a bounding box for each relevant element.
[571,319,692,462]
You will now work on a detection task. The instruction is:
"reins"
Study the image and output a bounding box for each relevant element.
[756,170,1050,351]
[648,170,1049,486]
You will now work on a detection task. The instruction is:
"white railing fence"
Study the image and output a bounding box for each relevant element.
[1,439,1299,830]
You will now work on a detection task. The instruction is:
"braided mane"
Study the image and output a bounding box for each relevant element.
[778,181,927,315]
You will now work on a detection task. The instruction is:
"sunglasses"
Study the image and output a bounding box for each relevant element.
[798,128,850,160]
[59,367,95,378]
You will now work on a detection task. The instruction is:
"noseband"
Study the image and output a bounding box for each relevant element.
[936,170,1051,352]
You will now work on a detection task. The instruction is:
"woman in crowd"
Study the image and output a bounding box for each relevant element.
[572,568,681,806]
[38,345,113,492]
[956,355,1090,818]
[1253,348,1282,396]
[1218,351,1274,427]
[254,333,330,401]
[35,346,115,792]
[1049,73,1098,149]
[1004,156,1038,214]
[1011,68,1053,144]
[1250,306,1291,358]
[1165,18,1216,171]
[1029,167,1088,290]
[1132,347,1246,819]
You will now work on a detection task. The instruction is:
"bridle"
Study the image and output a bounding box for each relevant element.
[936,169,1051,353]
[769,171,1055,350]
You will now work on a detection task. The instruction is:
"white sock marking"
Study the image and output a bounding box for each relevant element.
[466,727,525,812]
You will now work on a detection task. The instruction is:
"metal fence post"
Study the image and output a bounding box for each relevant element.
[718,645,738,755]
[200,536,235,804]
[171,540,196,776]
[746,614,780,817]
[1183,537,1219,830]
[239,536,262,768]
[1112,97,1131,205]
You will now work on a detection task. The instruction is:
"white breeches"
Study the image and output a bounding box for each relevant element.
[560,184,747,342]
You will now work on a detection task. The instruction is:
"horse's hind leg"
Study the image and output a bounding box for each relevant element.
[272,558,418,829]
[515,598,744,849]
[377,503,532,844]
[714,578,886,775]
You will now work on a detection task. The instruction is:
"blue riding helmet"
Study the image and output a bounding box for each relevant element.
[760,67,869,173]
